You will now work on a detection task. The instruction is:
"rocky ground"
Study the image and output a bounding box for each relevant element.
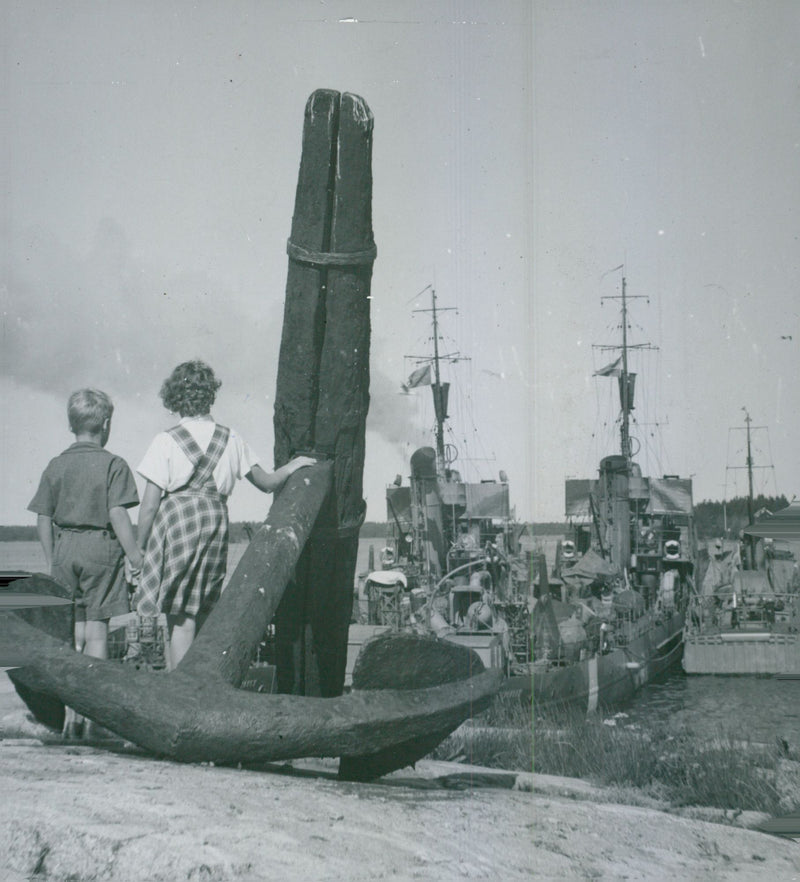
[1,676,799,881]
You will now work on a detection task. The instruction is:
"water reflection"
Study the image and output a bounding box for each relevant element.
[620,670,800,744]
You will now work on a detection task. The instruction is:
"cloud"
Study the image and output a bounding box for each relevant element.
[366,365,427,454]
[1,219,282,404]
[2,216,430,475]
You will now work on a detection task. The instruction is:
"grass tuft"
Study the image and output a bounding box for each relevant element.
[429,692,533,770]
[533,717,783,814]
[429,693,786,814]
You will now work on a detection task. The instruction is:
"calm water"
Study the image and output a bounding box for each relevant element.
[612,669,800,746]
[0,538,379,587]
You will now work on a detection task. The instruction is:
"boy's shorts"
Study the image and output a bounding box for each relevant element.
[52,528,129,621]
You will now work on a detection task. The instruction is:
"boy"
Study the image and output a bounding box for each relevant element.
[28,389,142,736]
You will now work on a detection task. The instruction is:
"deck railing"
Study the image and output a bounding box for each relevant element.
[686,591,800,635]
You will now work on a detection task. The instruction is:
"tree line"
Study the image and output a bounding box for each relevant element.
[0,520,394,543]
[693,495,790,539]
[2,499,789,544]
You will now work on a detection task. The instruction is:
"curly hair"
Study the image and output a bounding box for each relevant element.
[160,361,222,417]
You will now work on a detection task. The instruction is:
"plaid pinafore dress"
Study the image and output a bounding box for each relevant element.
[137,423,231,619]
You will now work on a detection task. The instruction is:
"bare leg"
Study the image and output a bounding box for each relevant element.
[74,620,86,653]
[80,620,112,740]
[167,614,196,670]
[63,621,88,737]
[83,620,109,660]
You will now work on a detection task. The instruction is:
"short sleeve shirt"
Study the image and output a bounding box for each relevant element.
[136,415,260,497]
[28,442,140,528]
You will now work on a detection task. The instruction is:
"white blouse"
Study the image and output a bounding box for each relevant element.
[137,415,261,497]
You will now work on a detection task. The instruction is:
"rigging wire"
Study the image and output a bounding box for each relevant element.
[724,422,778,501]
[590,276,675,482]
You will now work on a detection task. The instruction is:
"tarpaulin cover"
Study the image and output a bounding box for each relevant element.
[613,589,645,617]
[566,476,693,517]
[365,570,408,588]
[532,594,562,653]
[646,478,694,515]
[386,486,412,529]
[728,569,771,597]
[701,551,737,595]
[766,557,800,593]
[558,616,586,645]
[464,482,510,519]
[565,479,595,519]
[563,548,619,581]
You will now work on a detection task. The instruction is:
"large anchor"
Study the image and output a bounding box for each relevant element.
[3,90,501,780]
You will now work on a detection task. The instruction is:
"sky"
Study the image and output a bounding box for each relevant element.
[1,1,798,526]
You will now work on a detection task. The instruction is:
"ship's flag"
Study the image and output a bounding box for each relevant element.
[402,363,432,392]
[594,356,622,377]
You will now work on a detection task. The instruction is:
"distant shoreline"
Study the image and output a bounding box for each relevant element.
[0,521,559,544]
[0,522,394,543]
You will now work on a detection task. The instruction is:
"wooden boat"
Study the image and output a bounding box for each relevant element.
[534,272,697,715]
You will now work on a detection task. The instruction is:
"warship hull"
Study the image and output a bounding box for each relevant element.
[534,609,684,714]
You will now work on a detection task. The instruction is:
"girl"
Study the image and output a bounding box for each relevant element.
[135,360,314,669]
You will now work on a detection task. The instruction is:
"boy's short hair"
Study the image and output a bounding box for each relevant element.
[68,389,114,434]
[160,360,222,417]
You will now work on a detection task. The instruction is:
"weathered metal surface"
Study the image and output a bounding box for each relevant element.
[274,90,375,697]
[6,615,500,764]
[273,89,339,462]
[339,632,493,781]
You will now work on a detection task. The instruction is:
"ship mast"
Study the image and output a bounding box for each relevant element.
[409,285,458,477]
[430,286,446,470]
[744,408,755,526]
[599,268,652,467]
[724,409,777,541]
[620,275,632,464]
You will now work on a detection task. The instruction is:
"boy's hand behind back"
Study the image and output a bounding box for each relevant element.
[127,550,144,573]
